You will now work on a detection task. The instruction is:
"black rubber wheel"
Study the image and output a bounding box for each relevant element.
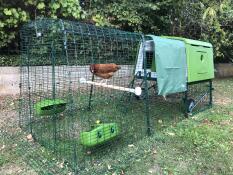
[186,99,195,114]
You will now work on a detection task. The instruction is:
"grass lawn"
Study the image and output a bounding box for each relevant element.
[1,78,233,174]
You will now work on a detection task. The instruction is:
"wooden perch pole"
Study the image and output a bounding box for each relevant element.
[79,78,142,96]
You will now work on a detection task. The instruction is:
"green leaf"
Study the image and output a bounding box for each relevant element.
[21,11,28,21]
[203,7,210,20]
[52,3,60,10]
[81,13,86,19]
[37,2,45,10]
[3,9,12,16]
[12,8,19,18]
[0,22,4,28]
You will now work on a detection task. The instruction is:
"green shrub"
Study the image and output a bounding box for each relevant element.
[0,0,232,64]
[0,54,20,66]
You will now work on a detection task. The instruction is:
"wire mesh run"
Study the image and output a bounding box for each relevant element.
[19,18,152,171]
[19,18,213,172]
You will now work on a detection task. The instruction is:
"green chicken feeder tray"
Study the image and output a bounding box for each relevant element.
[80,123,119,147]
[35,99,66,116]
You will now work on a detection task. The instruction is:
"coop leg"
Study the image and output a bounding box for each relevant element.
[143,79,151,136]
[141,36,152,136]
[153,81,157,94]
[184,87,189,117]
[209,80,213,106]
[88,74,95,110]
[129,74,136,88]
[126,75,137,99]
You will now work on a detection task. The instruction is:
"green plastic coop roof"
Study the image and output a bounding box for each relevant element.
[147,35,187,96]
[163,36,213,48]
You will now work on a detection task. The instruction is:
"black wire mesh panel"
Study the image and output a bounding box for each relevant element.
[185,80,213,115]
[19,18,155,171]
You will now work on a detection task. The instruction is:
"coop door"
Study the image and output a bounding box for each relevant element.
[187,45,214,82]
[135,42,157,79]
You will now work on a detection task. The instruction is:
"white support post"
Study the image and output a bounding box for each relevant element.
[79,78,142,96]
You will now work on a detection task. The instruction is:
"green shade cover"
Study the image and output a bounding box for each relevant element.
[148,35,187,95]
[80,123,119,147]
[35,99,66,116]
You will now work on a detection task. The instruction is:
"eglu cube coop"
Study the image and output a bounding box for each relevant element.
[19,18,214,171]
[136,35,214,113]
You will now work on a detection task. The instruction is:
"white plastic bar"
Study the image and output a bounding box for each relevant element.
[79,78,142,96]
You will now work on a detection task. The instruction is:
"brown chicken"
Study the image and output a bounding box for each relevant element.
[90,63,121,80]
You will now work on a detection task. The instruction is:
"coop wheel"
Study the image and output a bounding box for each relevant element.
[186,99,195,114]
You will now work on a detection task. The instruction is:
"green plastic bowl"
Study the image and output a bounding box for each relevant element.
[80,123,119,147]
[34,99,66,116]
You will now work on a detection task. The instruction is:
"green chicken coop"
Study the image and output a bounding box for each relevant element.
[19,18,214,173]
[135,35,214,114]
[164,36,214,83]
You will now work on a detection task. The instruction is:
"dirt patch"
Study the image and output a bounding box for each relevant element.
[0,110,19,130]
[0,95,74,175]
[148,164,163,174]
[214,97,232,106]
[0,96,38,175]
[213,79,233,106]
[229,111,233,117]
[0,95,19,127]
[201,119,214,126]
[0,163,37,175]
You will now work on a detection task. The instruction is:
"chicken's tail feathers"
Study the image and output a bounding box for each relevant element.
[117,65,121,70]
[90,64,94,73]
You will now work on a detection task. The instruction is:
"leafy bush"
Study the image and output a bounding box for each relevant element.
[0,0,85,49]
[0,0,232,64]
[164,0,233,63]
[0,54,20,66]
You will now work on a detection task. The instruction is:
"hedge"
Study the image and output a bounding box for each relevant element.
[0,54,20,66]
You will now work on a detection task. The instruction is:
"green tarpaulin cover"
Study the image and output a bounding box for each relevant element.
[148,35,187,95]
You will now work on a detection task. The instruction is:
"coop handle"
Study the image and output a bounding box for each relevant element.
[79,78,142,96]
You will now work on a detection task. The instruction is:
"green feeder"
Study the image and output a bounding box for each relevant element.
[80,123,119,147]
[35,99,67,116]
